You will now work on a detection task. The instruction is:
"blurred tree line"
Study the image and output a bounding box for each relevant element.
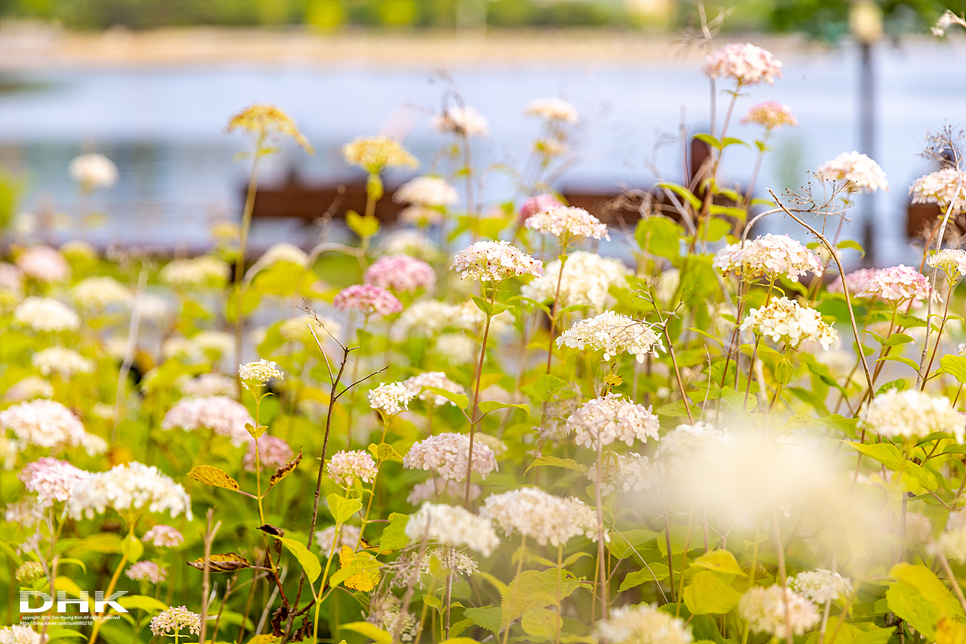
[0,0,960,33]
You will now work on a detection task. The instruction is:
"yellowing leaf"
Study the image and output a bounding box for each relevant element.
[269,449,302,488]
[683,570,742,614]
[187,465,240,492]
[337,545,380,592]
[691,549,746,577]
[936,617,966,644]
[187,553,250,573]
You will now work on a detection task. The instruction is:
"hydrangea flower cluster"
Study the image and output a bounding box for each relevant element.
[243,435,293,472]
[522,251,629,310]
[32,346,95,379]
[861,265,932,305]
[160,256,231,289]
[525,98,579,124]
[161,395,255,446]
[742,101,798,130]
[910,167,966,212]
[368,382,416,416]
[70,276,132,310]
[519,193,564,223]
[565,393,660,449]
[327,450,378,487]
[239,359,284,389]
[342,135,418,173]
[816,151,889,193]
[259,242,308,267]
[435,333,476,365]
[524,206,610,241]
[482,488,599,546]
[0,625,46,644]
[927,248,966,281]
[367,593,419,642]
[142,524,185,548]
[585,452,663,496]
[334,284,404,316]
[1,400,104,455]
[364,254,436,294]
[16,246,70,283]
[658,422,732,470]
[403,433,497,482]
[557,311,663,363]
[227,103,312,150]
[595,604,693,644]
[703,42,783,85]
[861,389,963,442]
[19,458,89,506]
[713,234,823,283]
[126,561,167,584]
[452,241,543,282]
[938,511,966,564]
[738,585,820,637]
[432,106,489,137]
[827,267,882,296]
[740,297,839,350]
[404,503,499,556]
[394,176,459,207]
[67,461,192,520]
[790,570,854,603]
[69,153,118,190]
[149,606,202,638]
[402,371,466,407]
[3,376,54,402]
[14,297,80,333]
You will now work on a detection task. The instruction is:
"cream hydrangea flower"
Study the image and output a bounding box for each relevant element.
[910,167,966,212]
[741,297,838,350]
[595,604,692,644]
[525,97,579,124]
[738,586,819,637]
[404,503,499,556]
[816,151,889,193]
[556,311,663,362]
[343,135,418,173]
[14,297,80,332]
[927,248,966,281]
[713,234,823,283]
[239,359,284,389]
[861,389,963,442]
[564,393,660,449]
[524,206,609,241]
[452,241,543,282]
[368,382,416,416]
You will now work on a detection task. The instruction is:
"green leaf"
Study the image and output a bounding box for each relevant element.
[327,493,363,524]
[341,622,392,644]
[120,534,143,562]
[274,536,321,584]
[525,456,586,475]
[619,564,670,590]
[464,606,502,634]
[720,136,748,148]
[635,217,683,259]
[656,181,702,210]
[836,239,866,258]
[423,386,469,409]
[346,210,380,239]
[502,569,580,626]
[887,581,943,639]
[683,570,742,614]
[691,550,746,577]
[478,400,530,417]
[938,354,966,385]
[520,374,569,403]
[368,442,403,463]
[522,607,560,641]
[117,595,168,613]
[874,354,921,374]
[692,133,722,150]
[379,513,411,551]
[890,563,965,619]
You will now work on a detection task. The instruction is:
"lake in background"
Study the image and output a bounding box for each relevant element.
[0,37,963,265]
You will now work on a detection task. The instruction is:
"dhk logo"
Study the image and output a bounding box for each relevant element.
[20,591,128,614]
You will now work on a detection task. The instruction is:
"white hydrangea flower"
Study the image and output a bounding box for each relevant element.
[3,377,54,403]
[14,297,81,332]
[394,176,459,207]
[404,503,499,556]
[586,452,663,496]
[524,206,609,241]
[1,399,103,454]
[452,241,543,283]
[161,395,254,446]
[160,256,231,290]
[740,297,838,350]
[407,478,481,505]
[738,585,820,637]
[564,393,660,449]
[658,422,732,471]
[595,604,692,644]
[70,276,132,310]
[522,251,629,310]
[368,382,416,416]
[239,359,284,389]
[713,234,823,283]
[910,167,966,212]
[525,97,579,124]
[403,433,497,482]
[790,570,854,604]
[938,511,966,564]
[435,333,476,365]
[557,311,663,363]
[327,450,378,487]
[69,153,118,190]
[482,487,600,546]
[0,625,46,644]
[67,461,193,520]
[432,106,489,137]
[861,389,963,442]
[32,346,95,378]
[259,242,308,267]
[927,249,966,281]
[816,151,889,193]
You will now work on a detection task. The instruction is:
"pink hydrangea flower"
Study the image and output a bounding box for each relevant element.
[364,255,436,294]
[19,458,89,506]
[243,435,294,472]
[703,43,783,86]
[15,246,71,283]
[142,525,185,548]
[862,265,933,305]
[126,561,167,584]
[742,101,798,130]
[828,268,882,296]
[452,241,543,282]
[333,284,403,316]
[519,193,564,223]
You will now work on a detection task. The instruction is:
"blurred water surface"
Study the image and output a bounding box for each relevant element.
[0,39,963,262]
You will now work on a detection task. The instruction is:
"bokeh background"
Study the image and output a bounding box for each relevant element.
[0,0,963,264]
